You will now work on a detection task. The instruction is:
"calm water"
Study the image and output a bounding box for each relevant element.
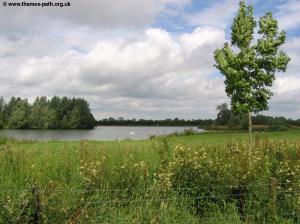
[0,126,203,141]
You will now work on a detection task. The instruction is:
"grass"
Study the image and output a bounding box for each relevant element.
[0,130,300,223]
[12,129,300,150]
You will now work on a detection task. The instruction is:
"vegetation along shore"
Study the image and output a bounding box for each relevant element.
[1,131,300,223]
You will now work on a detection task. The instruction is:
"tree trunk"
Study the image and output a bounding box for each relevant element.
[248,111,252,145]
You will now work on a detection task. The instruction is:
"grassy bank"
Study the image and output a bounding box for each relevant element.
[0,131,300,223]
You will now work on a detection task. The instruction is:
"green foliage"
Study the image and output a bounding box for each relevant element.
[183,128,197,136]
[214,1,290,114]
[1,135,300,223]
[69,99,96,129]
[213,102,299,131]
[216,103,232,125]
[8,99,30,129]
[0,96,96,129]
[231,1,256,50]
[98,117,215,127]
[30,96,57,129]
[0,137,8,145]
[158,141,300,222]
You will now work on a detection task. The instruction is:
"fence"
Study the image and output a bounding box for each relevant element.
[1,178,300,223]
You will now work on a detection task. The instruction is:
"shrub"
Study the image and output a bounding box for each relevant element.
[158,141,300,222]
[183,128,196,136]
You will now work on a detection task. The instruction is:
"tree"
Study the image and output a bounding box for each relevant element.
[71,98,96,129]
[3,97,19,124]
[214,1,290,143]
[30,96,57,129]
[216,103,231,125]
[0,96,96,129]
[8,99,31,129]
[30,96,47,129]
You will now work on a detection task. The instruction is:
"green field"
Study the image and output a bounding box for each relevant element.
[1,131,300,223]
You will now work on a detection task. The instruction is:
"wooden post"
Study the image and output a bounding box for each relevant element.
[269,177,277,219]
[32,186,41,224]
[248,112,252,166]
[297,143,300,160]
[248,111,252,145]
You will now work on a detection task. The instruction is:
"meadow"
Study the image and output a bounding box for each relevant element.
[0,130,300,223]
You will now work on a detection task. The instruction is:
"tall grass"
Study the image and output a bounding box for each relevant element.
[0,133,300,223]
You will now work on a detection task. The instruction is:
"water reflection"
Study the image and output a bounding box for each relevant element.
[0,126,203,141]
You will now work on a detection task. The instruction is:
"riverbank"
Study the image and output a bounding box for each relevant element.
[1,131,300,223]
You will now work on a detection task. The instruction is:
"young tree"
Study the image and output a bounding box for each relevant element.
[214,1,290,144]
[216,103,231,125]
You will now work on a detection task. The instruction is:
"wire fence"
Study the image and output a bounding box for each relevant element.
[1,181,300,224]
[0,181,299,193]
[0,182,299,203]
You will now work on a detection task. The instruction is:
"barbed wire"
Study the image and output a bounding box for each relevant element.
[0,181,299,193]
[1,194,299,224]
[2,191,300,206]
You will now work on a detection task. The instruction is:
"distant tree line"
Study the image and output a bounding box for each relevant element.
[97,104,300,131]
[1,96,297,131]
[215,103,300,131]
[0,96,96,129]
[97,117,214,127]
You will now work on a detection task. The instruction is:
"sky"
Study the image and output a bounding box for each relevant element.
[0,0,299,119]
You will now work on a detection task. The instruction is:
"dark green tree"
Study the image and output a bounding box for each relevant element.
[3,97,19,124]
[48,96,61,128]
[0,96,96,129]
[30,96,48,129]
[70,98,96,129]
[8,99,31,129]
[216,103,231,125]
[30,96,57,129]
[214,1,290,143]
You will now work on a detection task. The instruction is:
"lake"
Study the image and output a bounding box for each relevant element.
[0,126,203,141]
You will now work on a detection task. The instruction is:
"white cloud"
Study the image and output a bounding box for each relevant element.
[179,26,225,56]
[0,26,227,118]
[0,0,191,32]
[184,0,238,29]
[268,36,300,118]
[0,0,299,119]
[276,0,300,31]
[275,76,300,94]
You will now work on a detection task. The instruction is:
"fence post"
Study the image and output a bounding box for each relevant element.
[32,186,41,224]
[269,177,277,219]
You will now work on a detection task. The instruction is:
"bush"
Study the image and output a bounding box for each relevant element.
[158,141,300,222]
[269,124,288,131]
[0,137,8,145]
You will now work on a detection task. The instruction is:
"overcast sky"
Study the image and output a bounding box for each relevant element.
[0,0,299,119]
